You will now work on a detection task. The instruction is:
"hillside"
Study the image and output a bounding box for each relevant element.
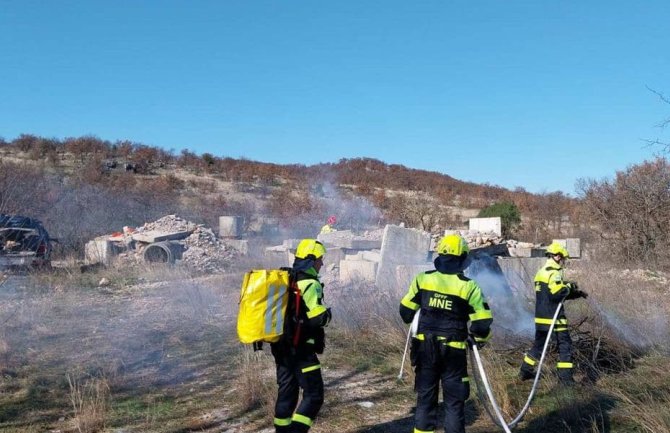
[0,134,579,255]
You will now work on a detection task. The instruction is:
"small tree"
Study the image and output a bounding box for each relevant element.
[478,201,521,237]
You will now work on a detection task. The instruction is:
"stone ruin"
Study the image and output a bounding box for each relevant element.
[265,221,581,297]
[85,215,238,272]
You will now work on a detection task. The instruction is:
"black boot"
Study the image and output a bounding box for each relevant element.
[519,366,535,381]
[558,369,575,386]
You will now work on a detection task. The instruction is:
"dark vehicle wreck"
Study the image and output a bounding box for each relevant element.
[0,214,52,269]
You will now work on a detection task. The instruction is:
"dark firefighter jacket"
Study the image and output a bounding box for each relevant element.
[399,255,493,344]
[533,258,576,331]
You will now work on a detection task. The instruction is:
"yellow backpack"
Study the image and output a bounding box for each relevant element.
[237,269,294,345]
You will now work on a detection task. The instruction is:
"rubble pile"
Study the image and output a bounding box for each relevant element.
[182,226,235,272]
[137,215,235,272]
[136,215,198,234]
[86,215,236,272]
[457,230,505,249]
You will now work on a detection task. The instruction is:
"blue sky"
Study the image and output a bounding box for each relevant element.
[1,1,668,195]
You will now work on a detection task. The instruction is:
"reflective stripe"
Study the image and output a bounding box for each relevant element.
[445,341,467,350]
[462,376,470,383]
[535,317,568,325]
[475,330,492,343]
[292,413,313,427]
[555,327,568,332]
[401,297,420,310]
[469,310,493,321]
[524,355,537,366]
[264,284,287,336]
[275,285,286,335]
[414,429,435,433]
[274,417,292,427]
[301,364,321,373]
[306,304,327,319]
[557,362,574,369]
[413,335,466,349]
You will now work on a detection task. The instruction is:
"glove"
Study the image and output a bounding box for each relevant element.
[576,290,588,299]
[475,340,487,349]
[323,308,332,327]
[566,282,579,291]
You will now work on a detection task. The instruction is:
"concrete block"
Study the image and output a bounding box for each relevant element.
[219,216,243,238]
[552,238,581,259]
[376,225,432,290]
[85,238,113,265]
[350,239,383,250]
[323,247,345,268]
[340,259,378,284]
[225,239,249,255]
[344,252,363,261]
[566,238,581,258]
[469,217,502,236]
[317,230,354,248]
[361,250,381,262]
[508,246,533,257]
[394,264,433,294]
[496,257,546,298]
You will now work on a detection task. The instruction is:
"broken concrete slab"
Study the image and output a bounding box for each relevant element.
[376,225,432,290]
[131,230,192,244]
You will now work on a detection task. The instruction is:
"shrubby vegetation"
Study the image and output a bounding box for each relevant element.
[0,134,582,254]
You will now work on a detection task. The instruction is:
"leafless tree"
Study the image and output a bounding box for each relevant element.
[644,86,670,152]
[577,157,670,268]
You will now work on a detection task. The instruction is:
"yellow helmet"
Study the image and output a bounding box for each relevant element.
[295,239,326,260]
[436,234,469,257]
[546,242,569,258]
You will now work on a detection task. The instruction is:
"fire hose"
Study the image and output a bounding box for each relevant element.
[467,300,566,431]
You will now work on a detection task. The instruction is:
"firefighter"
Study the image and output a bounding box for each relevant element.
[319,215,337,234]
[271,239,332,433]
[399,234,493,433]
[518,242,587,384]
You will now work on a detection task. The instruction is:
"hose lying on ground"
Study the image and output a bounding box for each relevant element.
[468,300,566,431]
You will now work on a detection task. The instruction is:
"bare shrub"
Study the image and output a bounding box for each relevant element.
[577,157,670,269]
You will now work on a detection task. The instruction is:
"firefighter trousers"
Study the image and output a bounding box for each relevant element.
[271,343,324,433]
[413,337,470,433]
[521,328,573,381]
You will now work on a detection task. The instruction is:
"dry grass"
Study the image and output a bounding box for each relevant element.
[1,256,669,433]
[230,348,277,416]
[67,372,110,433]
